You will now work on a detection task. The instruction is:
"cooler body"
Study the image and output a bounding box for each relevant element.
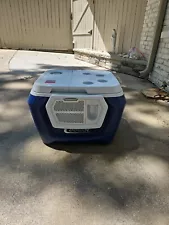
[28,69,126,145]
[28,94,126,144]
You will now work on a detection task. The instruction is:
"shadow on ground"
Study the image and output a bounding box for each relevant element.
[47,118,139,154]
[0,64,101,83]
[0,64,169,224]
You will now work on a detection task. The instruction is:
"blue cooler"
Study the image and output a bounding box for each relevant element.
[28,70,126,145]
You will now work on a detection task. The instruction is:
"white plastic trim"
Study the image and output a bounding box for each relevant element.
[46,94,108,129]
[30,89,124,98]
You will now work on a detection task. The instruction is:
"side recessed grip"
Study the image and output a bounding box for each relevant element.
[87,105,98,121]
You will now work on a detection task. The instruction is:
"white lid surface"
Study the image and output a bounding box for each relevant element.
[71,70,121,94]
[31,69,123,96]
[31,70,72,93]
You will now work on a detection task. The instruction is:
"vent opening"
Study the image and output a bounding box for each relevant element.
[50,71,62,75]
[98,79,107,83]
[96,74,104,77]
[83,81,93,85]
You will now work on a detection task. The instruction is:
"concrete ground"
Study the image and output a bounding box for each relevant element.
[0,49,169,225]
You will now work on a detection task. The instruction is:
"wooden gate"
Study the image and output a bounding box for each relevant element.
[0,0,73,51]
[72,0,94,49]
[72,0,147,53]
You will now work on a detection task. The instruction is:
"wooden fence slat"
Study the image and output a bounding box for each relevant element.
[0,0,73,50]
[91,0,147,53]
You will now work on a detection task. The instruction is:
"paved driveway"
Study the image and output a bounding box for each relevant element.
[0,50,169,225]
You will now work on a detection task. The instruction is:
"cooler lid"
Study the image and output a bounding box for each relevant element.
[31,70,72,93]
[32,69,123,96]
[70,70,122,95]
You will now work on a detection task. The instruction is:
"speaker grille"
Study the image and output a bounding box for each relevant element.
[56,113,84,124]
[54,101,84,112]
[53,100,85,124]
